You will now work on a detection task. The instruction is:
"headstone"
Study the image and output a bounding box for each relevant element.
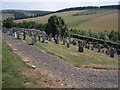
[110,48,115,58]
[63,39,66,45]
[17,31,20,39]
[23,31,26,40]
[78,43,84,52]
[38,35,41,41]
[91,44,94,50]
[31,37,35,45]
[29,31,32,37]
[33,34,37,42]
[106,48,110,55]
[42,31,46,43]
[102,49,104,53]
[14,32,17,38]
[98,45,101,52]
[48,34,52,41]
[72,39,77,45]
[67,41,70,48]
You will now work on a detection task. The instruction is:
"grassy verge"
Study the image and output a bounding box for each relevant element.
[25,36,119,67]
[2,40,38,88]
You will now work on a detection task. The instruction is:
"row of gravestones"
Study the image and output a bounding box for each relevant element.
[61,38,117,58]
[2,27,47,45]
[2,27,117,58]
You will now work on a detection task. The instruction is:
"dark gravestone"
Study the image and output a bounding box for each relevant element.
[38,35,41,41]
[78,44,84,52]
[67,41,70,48]
[72,39,77,45]
[98,46,101,52]
[102,49,104,53]
[110,48,115,58]
[23,31,26,40]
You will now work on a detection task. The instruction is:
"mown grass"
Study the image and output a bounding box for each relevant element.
[25,36,119,67]
[2,40,38,88]
[14,9,118,32]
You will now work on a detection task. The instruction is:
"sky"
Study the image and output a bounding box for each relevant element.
[1,0,120,11]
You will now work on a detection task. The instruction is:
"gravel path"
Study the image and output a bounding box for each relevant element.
[2,33,119,88]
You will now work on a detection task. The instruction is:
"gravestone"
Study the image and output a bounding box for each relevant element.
[102,49,104,53]
[48,34,52,41]
[14,32,17,38]
[63,39,66,45]
[110,48,115,58]
[106,48,110,55]
[72,39,77,45]
[42,31,46,43]
[98,45,101,52]
[33,34,37,42]
[91,44,94,50]
[17,31,20,39]
[23,31,26,40]
[87,43,90,49]
[31,37,35,45]
[78,43,84,52]
[67,41,70,48]
[38,35,41,41]
[29,31,32,37]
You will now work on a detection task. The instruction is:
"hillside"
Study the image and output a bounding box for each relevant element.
[15,9,118,32]
[1,9,51,20]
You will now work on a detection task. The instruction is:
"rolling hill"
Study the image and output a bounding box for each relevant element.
[14,9,118,32]
[1,9,51,20]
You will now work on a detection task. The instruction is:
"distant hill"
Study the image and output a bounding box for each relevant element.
[15,9,118,32]
[1,9,52,20]
[1,5,119,21]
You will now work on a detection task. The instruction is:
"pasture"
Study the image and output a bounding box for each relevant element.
[14,9,118,32]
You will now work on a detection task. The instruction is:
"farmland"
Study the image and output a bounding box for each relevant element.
[14,9,118,32]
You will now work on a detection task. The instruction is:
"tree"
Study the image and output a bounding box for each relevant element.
[45,15,69,37]
[3,18,14,28]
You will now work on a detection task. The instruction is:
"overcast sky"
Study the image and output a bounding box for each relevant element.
[1,0,120,11]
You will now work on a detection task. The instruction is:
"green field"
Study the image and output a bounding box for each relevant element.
[25,36,119,67]
[15,9,118,32]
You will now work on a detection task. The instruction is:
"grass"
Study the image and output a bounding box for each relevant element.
[25,36,119,67]
[14,9,118,32]
[2,40,39,88]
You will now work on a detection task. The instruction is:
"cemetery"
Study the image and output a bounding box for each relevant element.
[2,11,119,88]
[2,27,119,67]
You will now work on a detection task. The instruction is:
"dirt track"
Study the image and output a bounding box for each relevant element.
[2,33,119,88]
